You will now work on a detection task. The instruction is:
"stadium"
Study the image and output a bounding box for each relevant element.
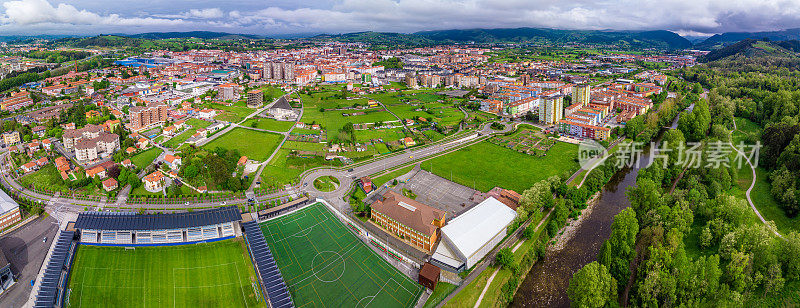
[32,199,425,308]
[32,206,293,308]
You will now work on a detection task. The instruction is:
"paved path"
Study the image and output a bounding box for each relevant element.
[729,141,782,238]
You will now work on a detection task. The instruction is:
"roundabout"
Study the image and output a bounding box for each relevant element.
[312,175,340,192]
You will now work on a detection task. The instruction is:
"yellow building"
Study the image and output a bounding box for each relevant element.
[371,191,445,251]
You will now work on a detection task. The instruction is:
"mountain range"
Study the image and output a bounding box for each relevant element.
[695,28,800,50]
[312,28,692,49]
[16,27,800,51]
[698,38,800,63]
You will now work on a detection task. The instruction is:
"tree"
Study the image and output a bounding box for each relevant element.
[626,178,661,221]
[495,247,515,269]
[599,208,639,287]
[568,261,617,308]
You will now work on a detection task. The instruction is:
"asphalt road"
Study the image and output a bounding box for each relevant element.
[0,216,59,308]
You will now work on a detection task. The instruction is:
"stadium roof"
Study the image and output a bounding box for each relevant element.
[440,197,516,260]
[73,206,241,231]
[34,230,75,308]
[0,188,19,214]
[241,220,294,308]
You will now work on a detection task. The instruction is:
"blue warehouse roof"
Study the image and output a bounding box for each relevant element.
[74,206,241,231]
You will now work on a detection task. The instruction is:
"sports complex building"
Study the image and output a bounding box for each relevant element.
[33,206,294,308]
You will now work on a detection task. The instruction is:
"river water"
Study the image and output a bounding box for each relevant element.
[511,144,654,307]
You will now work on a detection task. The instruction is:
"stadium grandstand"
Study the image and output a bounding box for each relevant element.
[33,228,77,308]
[241,213,294,308]
[32,206,295,308]
[73,206,240,245]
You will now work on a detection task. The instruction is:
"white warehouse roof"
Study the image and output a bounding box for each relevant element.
[0,188,19,215]
[440,197,516,263]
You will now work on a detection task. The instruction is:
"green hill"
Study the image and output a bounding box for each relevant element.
[698,39,799,63]
[695,28,800,50]
[414,28,691,49]
[311,28,691,49]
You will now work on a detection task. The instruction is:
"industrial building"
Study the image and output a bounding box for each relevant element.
[0,188,21,231]
[432,197,517,271]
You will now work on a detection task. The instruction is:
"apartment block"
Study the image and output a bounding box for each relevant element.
[128,103,168,131]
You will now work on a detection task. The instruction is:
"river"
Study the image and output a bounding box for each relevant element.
[511,141,656,307]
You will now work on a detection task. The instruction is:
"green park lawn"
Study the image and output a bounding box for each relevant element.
[164,129,196,148]
[371,165,415,187]
[185,118,212,128]
[259,149,342,189]
[202,101,254,123]
[752,167,800,234]
[18,164,68,191]
[242,118,295,132]
[130,148,163,169]
[67,239,264,308]
[300,92,396,131]
[312,175,339,192]
[421,141,579,192]
[202,128,283,161]
[257,85,286,102]
[423,282,457,308]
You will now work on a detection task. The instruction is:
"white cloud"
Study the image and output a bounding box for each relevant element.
[155,7,224,19]
[3,0,800,36]
[188,8,223,19]
[1,0,185,26]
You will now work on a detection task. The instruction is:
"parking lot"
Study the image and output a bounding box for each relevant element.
[396,170,480,218]
[0,216,59,308]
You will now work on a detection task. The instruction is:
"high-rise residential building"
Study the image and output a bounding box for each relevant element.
[266,62,295,81]
[246,90,263,108]
[405,73,418,88]
[539,95,564,125]
[129,103,168,131]
[574,84,591,107]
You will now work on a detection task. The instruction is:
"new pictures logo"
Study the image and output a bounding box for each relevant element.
[578,139,607,169]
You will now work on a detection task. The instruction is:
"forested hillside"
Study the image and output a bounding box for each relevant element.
[568,44,800,306]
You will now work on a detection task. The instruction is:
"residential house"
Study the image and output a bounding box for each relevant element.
[164,155,182,170]
[85,166,106,179]
[144,171,166,192]
[102,178,118,191]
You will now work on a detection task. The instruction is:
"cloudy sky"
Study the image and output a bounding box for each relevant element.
[2,0,800,37]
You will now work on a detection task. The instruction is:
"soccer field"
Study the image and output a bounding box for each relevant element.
[67,239,266,308]
[260,203,423,308]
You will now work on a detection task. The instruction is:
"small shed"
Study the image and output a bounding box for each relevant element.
[418,262,441,291]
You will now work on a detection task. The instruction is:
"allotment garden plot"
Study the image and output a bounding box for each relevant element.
[260,203,422,308]
[488,126,555,157]
[67,239,264,308]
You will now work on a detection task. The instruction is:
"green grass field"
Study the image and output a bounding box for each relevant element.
[313,176,340,192]
[18,165,67,190]
[421,141,579,192]
[130,148,163,169]
[260,203,423,308]
[203,128,283,161]
[67,239,265,308]
[242,118,296,132]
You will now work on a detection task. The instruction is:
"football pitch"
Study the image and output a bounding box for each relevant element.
[66,239,265,308]
[260,203,423,308]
